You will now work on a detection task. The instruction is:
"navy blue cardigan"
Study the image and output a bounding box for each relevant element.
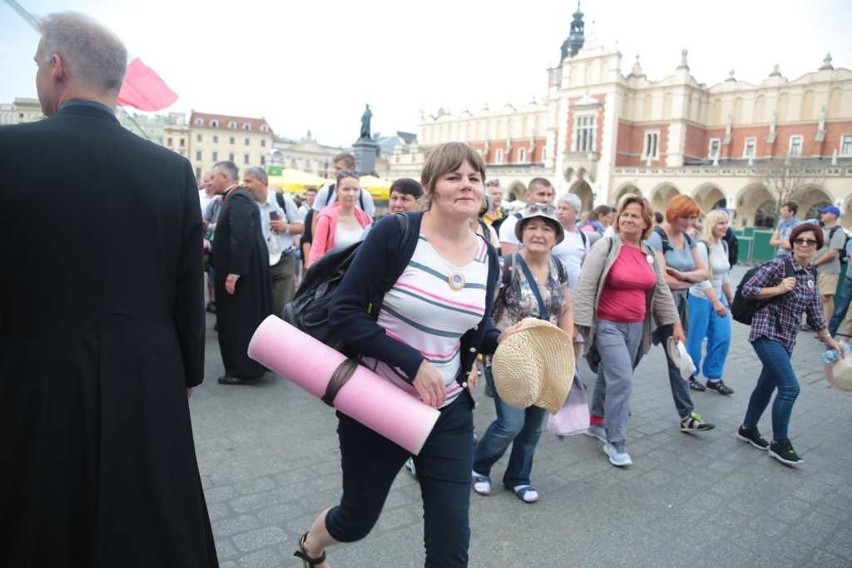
[328,212,501,393]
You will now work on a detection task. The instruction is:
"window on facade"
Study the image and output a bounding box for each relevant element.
[195,167,201,178]
[243,123,251,131]
[261,140,267,148]
[194,119,203,127]
[574,115,596,152]
[211,119,219,128]
[840,135,852,156]
[260,156,266,166]
[195,150,202,161]
[708,138,720,159]
[229,137,235,145]
[518,148,527,163]
[229,153,235,161]
[212,151,218,161]
[167,137,173,147]
[213,135,219,143]
[228,121,236,129]
[179,138,185,147]
[642,131,659,159]
[541,147,547,162]
[788,135,803,157]
[196,134,202,142]
[243,154,250,165]
[495,149,504,164]
[744,137,756,158]
[260,125,268,132]
[245,138,250,146]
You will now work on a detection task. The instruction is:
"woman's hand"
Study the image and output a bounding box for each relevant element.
[672,322,686,344]
[713,301,727,317]
[413,360,446,408]
[466,362,479,390]
[824,335,843,355]
[497,321,523,344]
[776,276,797,295]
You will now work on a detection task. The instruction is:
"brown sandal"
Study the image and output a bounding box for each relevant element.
[294,532,326,567]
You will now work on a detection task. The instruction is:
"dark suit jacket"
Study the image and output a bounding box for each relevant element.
[0,101,217,567]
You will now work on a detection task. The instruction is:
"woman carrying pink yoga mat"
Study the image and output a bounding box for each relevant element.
[283,143,519,568]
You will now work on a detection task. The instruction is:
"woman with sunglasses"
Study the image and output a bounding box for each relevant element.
[574,195,680,466]
[737,223,842,466]
[307,171,372,267]
[647,195,716,433]
[472,202,572,502]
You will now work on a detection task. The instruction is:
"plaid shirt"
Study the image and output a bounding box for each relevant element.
[742,258,823,352]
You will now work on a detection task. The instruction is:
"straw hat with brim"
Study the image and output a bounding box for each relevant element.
[491,318,575,414]
[514,205,565,245]
[825,358,852,391]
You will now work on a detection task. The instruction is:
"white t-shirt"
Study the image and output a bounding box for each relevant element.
[198,189,213,215]
[498,213,521,246]
[551,230,589,290]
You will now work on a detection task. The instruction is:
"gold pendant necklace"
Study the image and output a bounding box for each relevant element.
[448,270,466,291]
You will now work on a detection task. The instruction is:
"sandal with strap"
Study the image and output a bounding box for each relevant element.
[294,532,327,567]
[511,485,539,504]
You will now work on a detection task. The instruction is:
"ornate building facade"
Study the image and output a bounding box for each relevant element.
[388,6,852,227]
[188,112,274,179]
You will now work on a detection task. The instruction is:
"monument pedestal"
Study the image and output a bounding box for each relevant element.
[353,138,380,176]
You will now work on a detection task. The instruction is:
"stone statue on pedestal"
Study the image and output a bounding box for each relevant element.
[360,104,372,140]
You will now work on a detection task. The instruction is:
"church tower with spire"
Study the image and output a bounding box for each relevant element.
[560,2,586,62]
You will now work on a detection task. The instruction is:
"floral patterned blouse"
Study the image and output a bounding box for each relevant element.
[493,253,568,329]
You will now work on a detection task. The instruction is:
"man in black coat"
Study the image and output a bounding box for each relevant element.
[0,13,218,568]
[210,161,274,384]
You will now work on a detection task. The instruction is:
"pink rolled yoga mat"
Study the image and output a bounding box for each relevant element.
[247,316,440,455]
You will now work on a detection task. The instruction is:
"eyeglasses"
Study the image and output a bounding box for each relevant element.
[793,238,818,247]
[525,203,556,215]
[336,170,360,179]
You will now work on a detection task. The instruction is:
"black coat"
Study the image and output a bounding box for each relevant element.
[211,187,273,378]
[0,102,217,567]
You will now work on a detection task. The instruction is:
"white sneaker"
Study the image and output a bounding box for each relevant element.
[603,442,633,467]
[584,425,607,442]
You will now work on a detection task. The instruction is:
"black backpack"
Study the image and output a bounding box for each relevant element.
[723,227,739,266]
[282,213,410,354]
[829,226,850,262]
[730,258,796,325]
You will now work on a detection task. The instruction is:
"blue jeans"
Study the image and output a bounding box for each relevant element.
[473,373,548,488]
[326,396,474,567]
[743,338,800,442]
[829,276,852,336]
[686,294,732,380]
[652,323,695,418]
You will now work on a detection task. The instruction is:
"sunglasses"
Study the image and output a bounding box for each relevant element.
[793,238,818,246]
[336,170,360,179]
[526,203,556,215]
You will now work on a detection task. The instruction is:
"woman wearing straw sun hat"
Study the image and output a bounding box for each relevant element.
[472,202,574,504]
[573,195,682,467]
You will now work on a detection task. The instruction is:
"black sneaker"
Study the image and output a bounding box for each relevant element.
[769,440,803,466]
[688,377,707,392]
[706,380,734,395]
[737,426,769,450]
[680,411,715,432]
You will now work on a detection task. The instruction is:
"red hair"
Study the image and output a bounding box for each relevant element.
[665,195,701,223]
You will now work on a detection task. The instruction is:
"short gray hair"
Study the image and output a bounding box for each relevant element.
[213,161,239,182]
[556,192,582,214]
[39,12,127,93]
[243,166,268,185]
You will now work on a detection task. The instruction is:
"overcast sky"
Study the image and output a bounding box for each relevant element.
[2,0,850,147]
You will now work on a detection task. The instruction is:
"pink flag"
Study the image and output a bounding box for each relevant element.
[117,58,178,111]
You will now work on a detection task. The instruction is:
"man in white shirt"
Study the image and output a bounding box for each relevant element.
[243,167,304,316]
[498,177,555,254]
[312,152,376,216]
